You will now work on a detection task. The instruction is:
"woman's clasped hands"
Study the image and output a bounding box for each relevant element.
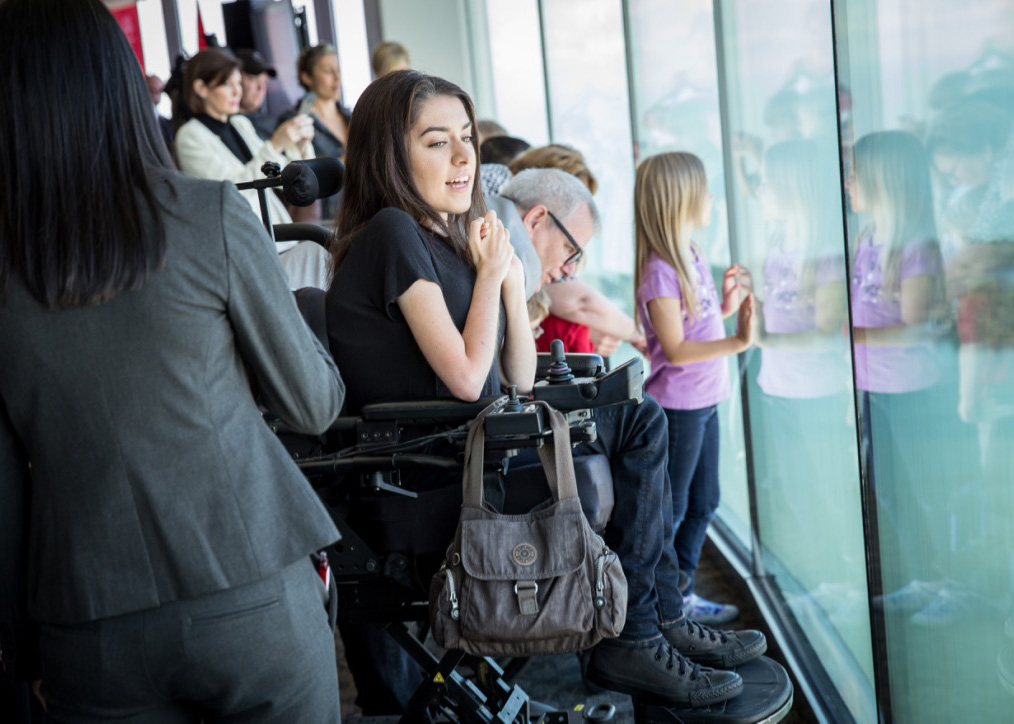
[468,210,517,289]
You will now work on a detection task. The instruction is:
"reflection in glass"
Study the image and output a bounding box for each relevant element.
[754,138,860,623]
[716,1,874,719]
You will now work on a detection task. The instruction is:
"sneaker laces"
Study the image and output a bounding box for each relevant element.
[685,618,730,644]
[654,642,702,680]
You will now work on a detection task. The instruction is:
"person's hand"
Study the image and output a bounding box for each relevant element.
[735,294,756,350]
[468,210,513,284]
[271,115,315,152]
[721,264,751,316]
[628,329,648,356]
[590,330,621,358]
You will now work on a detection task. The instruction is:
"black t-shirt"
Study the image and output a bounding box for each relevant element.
[326,208,504,415]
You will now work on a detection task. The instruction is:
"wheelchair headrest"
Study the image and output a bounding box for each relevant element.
[294,287,328,349]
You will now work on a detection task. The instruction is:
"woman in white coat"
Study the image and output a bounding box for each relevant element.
[174,49,329,288]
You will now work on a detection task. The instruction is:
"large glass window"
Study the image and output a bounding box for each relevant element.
[836,1,1014,720]
[540,0,635,291]
[714,3,874,720]
[485,0,549,146]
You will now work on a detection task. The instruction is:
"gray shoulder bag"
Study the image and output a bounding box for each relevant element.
[430,399,627,656]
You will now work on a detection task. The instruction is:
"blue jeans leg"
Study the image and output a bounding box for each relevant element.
[575,396,684,642]
[665,406,720,597]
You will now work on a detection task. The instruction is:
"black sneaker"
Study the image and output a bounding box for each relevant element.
[663,618,767,668]
[585,638,743,707]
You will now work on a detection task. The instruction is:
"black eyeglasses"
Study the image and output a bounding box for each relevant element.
[546,209,583,270]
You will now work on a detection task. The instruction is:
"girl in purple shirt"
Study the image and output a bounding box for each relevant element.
[634,152,755,624]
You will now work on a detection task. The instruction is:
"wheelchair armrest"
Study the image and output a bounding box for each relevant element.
[272,222,331,245]
[360,396,503,425]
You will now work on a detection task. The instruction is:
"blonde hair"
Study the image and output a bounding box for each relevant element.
[371,41,410,77]
[509,144,599,195]
[853,131,940,300]
[527,289,551,327]
[634,152,709,321]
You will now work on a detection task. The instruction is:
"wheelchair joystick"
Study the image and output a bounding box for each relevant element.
[546,339,575,384]
[504,384,525,414]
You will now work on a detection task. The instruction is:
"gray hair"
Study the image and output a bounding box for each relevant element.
[499,168,601,237]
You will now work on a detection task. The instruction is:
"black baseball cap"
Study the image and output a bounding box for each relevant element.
[235,49,277,78]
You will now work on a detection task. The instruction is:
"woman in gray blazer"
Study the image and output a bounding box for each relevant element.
[0,1,344,721]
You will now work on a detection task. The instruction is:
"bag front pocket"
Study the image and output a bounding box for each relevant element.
[458,565,595,643]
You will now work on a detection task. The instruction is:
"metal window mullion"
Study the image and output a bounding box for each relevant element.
[535,0,555,141]
[710,0,763,578]
[829,1,893,720]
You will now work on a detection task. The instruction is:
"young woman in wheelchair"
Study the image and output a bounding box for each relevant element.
[324,70,766,712]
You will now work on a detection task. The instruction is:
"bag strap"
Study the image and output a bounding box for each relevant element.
[534,401,579,502]
[462,397,507,507]
[462,398,579,507]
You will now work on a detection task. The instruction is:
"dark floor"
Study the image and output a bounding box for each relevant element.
[337,538,817,723]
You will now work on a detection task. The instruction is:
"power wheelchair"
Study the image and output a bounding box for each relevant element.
[283,287,792,724]
[241,167,793,723]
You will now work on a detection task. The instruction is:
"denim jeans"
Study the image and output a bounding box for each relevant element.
[572,396,686,644]
[665,405,720,598]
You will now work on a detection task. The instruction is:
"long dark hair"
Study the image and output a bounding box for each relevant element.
[330,71,485,272]
[0,0,172,310]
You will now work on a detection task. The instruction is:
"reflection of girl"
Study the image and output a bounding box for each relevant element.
[634,152,755,625]
[848,131,944,392]
[847,131,952,605]
[756,139,848,397]
[752,140,863,622]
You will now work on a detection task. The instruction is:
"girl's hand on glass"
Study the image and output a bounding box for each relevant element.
[735,293,756,349]
[468,210,513,283]
[721,264,752,315]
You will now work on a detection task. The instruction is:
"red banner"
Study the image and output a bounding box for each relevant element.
[111,4,145,73]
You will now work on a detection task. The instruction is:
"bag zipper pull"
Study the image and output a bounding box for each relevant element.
[594,552,606,609]
[446,568,460,620]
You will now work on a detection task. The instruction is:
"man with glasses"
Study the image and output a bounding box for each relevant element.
[488,168,767,707]
[487,168,595,297]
